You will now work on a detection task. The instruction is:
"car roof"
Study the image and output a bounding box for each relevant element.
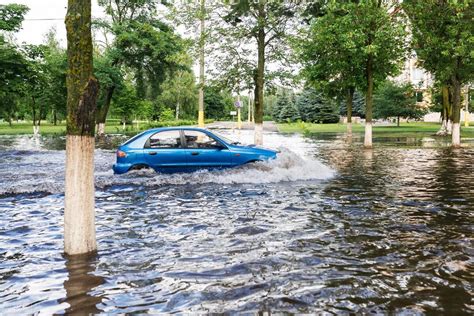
[145,126,211,134]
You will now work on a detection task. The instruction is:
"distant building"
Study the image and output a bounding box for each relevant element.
[393,53,433,109]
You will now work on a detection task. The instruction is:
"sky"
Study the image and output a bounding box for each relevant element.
[1,0,106,46]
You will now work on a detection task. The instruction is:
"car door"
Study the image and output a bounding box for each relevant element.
[143,130,187,172]
[183,130,233,170]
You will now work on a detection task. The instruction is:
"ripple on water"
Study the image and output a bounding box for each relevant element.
[0,132,472,314]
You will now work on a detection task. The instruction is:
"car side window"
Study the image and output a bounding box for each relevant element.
[184,131,222,149]
[146,130,182,149]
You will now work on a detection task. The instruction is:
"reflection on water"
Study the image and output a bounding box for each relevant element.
[0,132,472,314]
[62,253,104,315]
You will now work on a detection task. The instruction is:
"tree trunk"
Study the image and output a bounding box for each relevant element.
[346,87,354,136]
[364,55,374,148]
[254,8,265,145]
[464,87,470,127]
[96,85,115,136]
[397,116,400,127]
[53,108,57,126]
[65,0,99,256]
[436,85,451,136]
[198,0,205,127]
[451,76,461,147]
[32,97,40,135]
[175,100,180,120]
[247,91,252,123]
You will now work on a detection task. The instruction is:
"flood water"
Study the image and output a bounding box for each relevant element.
[0,131,472,314]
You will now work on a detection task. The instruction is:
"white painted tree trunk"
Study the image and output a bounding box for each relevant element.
[175,101,180,120]
[364,122,373,148]
[122,121,125,131]
[347,122,352,136]
[33,125,40,136]
[436,119,448,136]
[452,122,461,147]
[447,120,453,135]
[254,123,263,145]
[97,123,105,136]
[64,135,96,255]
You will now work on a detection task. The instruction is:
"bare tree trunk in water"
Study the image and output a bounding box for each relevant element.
[32,97,40,136]
[437,85,451,136]
[64,0,99,255]
[346,87,354,136]
[451,76,462,147]
[364,55,374,148]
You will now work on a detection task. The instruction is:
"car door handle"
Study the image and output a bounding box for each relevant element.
[191,152,199,156]
[148,152,157,155]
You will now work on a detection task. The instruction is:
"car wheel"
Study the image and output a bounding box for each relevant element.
[129,164,150,171]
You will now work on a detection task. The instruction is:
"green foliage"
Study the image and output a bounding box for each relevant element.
[214,1,299,124]
[296,2,363,98]
[112,83,140,123]
[159,107,175,121]
[0,38,29,122]
[272,89,300,123]
[297,1,407,123]
[203,86,234,120]
[296,88,339,124]
[404,0,474,125]
[159,69,197,119]
[0,4,29,32]
[403,1,474,85]
[95,0,189,123]
[374,81,425,122]
[339,90,365,118]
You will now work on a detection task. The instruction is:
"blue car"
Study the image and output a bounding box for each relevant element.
[112,127,277,174]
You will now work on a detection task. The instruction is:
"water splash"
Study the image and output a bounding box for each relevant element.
[0,132,334,196]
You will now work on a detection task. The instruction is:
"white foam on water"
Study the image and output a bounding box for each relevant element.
[95,147,335,189]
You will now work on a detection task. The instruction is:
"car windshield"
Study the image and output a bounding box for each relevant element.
[212,131,238,144]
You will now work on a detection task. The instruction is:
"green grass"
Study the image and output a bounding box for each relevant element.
[0,119,208,136]
[278,122,474,138]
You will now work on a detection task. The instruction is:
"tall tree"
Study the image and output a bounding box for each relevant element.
[160,69,198,120]
[403,0,474,147]
[64,0,99,255]
[222,0,298,145]
[169,0,222,126]
[95,0,184,134]
[297,2,364,135]
[0,4,29,125]
[373,80,424,126]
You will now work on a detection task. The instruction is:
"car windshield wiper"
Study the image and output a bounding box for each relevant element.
[232,141,241,145]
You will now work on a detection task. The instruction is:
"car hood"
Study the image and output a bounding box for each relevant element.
[230,143,278,154]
